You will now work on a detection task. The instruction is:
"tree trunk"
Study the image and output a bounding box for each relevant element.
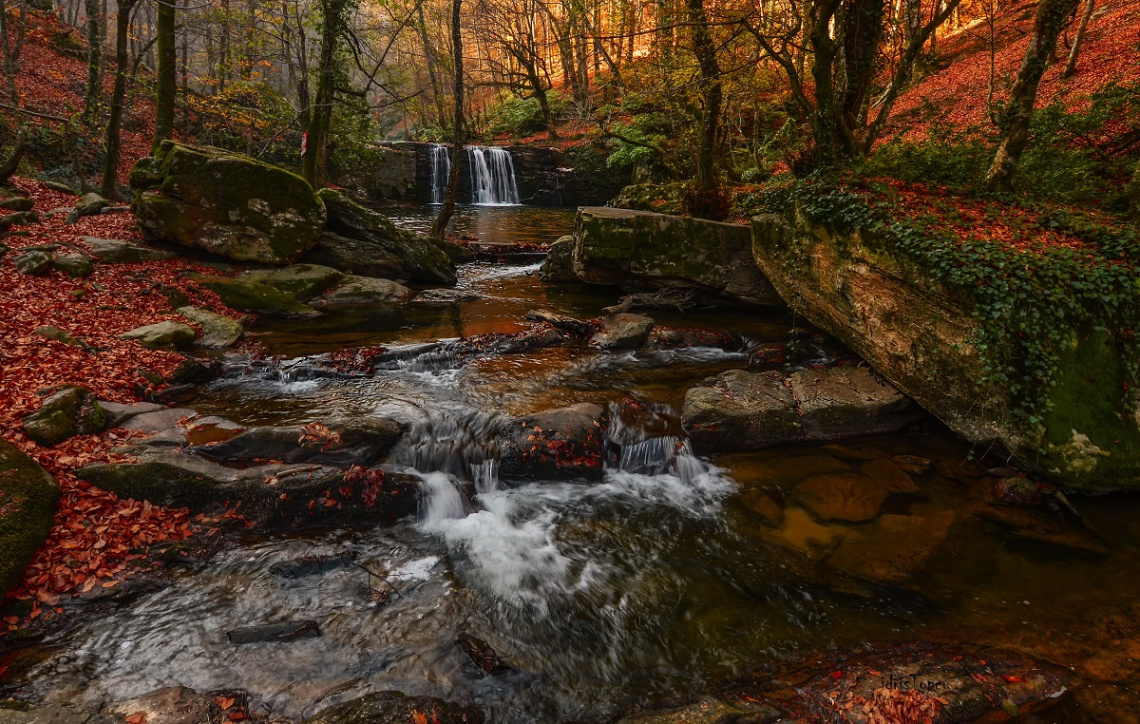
[0,127,26,185]
[302,0,349,189]
[686,0,721,194]
[84,0,103,120]
[102,0,138,199]
[1061,0,1094,78]
[431,0,464,241]
[417,3,448,131]
[152,0,176,151]
[985,0,1081,191]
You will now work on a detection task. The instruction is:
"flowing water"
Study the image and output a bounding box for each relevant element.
[428,146,521,206]
[10,206,1140,721]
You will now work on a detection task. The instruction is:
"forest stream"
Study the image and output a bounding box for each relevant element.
[7,206,1140,723]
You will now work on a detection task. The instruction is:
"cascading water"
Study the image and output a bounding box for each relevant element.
[428,143,451,204]
[469,146,521,205]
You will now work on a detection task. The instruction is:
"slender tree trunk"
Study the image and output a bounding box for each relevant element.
[0,0,20,107]
[102,0,138,199]
[431,0,464,241]
[985,0,1081,191]
[417,4,448,130]
[84,0,103,120]
[152,0,176,151]
[1061,0,1094,78]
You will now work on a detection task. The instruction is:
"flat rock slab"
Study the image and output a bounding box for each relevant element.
[500,403,607,482]
[101,686,215,724]
[177,306,243,348]
[120,321,197,350]
[83,237,177,263]
[590,313,655,350]
[119,407,198,433]
[682,366,922,455]
[0,705,113,724]
[314,275,416,305]
[97,401,166,428]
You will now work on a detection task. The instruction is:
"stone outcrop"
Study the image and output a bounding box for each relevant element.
[0,440,61,595]
[752,213,1140,491]
[23,385,107,447]
[304,188,455,285]
[682,366,920,454]
[539,235,576,282]
[571,207,783,306]
[130,141,326,264]
[330,143,417,203]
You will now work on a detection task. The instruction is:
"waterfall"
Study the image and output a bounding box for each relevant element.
[428,144,451,204]
[468,146,521,206]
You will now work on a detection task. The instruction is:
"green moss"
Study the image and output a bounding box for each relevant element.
[195,276,319,318]
[0,440,61,595]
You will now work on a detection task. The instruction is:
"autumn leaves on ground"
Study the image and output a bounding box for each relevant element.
[0,181,250,632]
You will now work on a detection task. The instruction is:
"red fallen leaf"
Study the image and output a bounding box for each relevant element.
[411,711,428,724]
[831,670,843,680]
[227,713,247,722]
[215,696,236,710]
[125,713,147,724]
[1003,675,1025,683]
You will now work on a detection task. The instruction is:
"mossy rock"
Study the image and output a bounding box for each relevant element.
[572,206,783,306]
[0,197,34,212]
[13,250,53,275]
[609,182,688,215]
[177,307,244,348]
[540,235,576,282]
[0,440,60,596]
[22,385,107,447]
[52,252,94,279]
[195,275,319,318]
[751,212,1140,491]
[314,275,415,306]
[308,188,456,285]
[130,141,326,264]
[119,320,198,350]
[258,263,344,300]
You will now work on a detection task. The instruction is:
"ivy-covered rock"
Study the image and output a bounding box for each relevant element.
[0,440,60,596]
[130,141,327,264]
[305,188,456,285]
[22,385,107,447]
[571,207,783,306]
[751,189,1140,491]
[194,275,320,318]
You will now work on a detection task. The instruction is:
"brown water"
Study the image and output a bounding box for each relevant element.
[10,206,1140,722]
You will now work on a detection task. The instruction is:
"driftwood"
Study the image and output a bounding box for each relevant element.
[602,286,697,316]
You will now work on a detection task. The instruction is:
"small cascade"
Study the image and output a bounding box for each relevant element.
[394,408,504,493]
[429,143,451,204]
[604,399,704,481]
[419,471,469,527]
[469,146,521,205]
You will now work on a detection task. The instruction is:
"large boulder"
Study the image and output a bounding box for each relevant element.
[571,206,783,306]
[682,366,920,455]
[23,385,107,447]
[194,275,320,318]
[0,440,61,595]
[752,212,1140,491]
[130,141,326,264]
[499,403,607,482]
[304,188,456,285]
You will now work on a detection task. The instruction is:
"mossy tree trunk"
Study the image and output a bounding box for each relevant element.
[430,0,464,241]
[102,0,139,200]
[152,0,176,152]
[302,0,352,189]
[687,0,721,195]
[985,0,1081,192]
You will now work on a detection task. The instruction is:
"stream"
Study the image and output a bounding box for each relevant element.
[9,206,1140,722]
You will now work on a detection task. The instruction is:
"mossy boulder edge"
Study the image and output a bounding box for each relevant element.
[130,141,326,264]
[0,439,61,596]
[751,211,1140,491]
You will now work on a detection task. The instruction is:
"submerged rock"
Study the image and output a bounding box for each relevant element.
[682,366,920,455]
[571,206,783,306]
[23,385,107,446]
[793,473,889,522]
[457,633,514,674]
[101,686,214,724]
[302,691,484,724]
[227,620,321,645]
[825,508,960,584]
[131,141,326,264]
[0,440,61,595]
